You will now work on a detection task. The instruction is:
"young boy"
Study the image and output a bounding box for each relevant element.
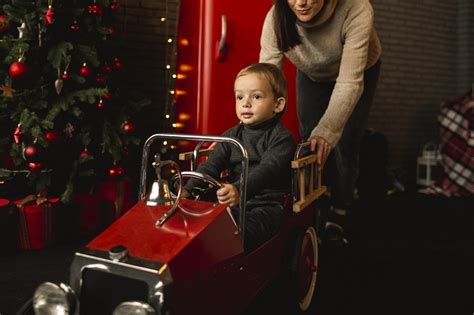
[183,63,296,252]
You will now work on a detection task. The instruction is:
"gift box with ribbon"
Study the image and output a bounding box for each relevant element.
[73,193,112,237]
[98,178,135,226]
[15,193,60,250]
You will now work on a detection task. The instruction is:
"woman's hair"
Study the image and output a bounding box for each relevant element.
[235,63,288,100]
[274,0,301,52]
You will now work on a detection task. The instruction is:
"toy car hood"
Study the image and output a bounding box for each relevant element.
[86,199,243,282]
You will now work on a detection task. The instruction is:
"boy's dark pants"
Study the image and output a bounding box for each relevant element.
[231,193,285,252]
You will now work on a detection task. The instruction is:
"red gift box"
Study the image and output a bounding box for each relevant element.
[16,195,60,250]
[98,178,135,225]
[73,193,110,236]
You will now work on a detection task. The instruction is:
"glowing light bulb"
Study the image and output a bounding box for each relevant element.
[165,114,170,119]
[179,38,189,46]
[178,113,191,121]
[179,64,193,72]
[163,141,168,146]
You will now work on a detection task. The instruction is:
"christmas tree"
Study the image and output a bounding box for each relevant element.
[0,0,150,202]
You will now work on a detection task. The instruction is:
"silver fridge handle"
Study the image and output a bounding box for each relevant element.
[216,15,227,62]
[219,15,227,52]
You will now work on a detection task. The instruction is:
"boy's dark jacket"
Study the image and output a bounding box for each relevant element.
[185,114,296,200]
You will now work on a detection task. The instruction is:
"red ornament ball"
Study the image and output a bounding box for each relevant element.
[96,74,105,84]
[97,99,104,109]
[28,162,43,172]
[79,64,90,76]
[108,165,124,177]
[109,1,119,10]
[103,64,113,73]
[103,92,112,100]
[0,15,9,32]
[9,61,28,80]
[70,20,80,31]
[44,130,59,143]
[123,122,135,133]
[24,144,42,161]
[113,58,122,70]
[79,149,91,159]
[61,71,69,80]
[88,4,104,15]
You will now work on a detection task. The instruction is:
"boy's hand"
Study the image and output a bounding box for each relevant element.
[181,188,191,199]
[216,184,239,206]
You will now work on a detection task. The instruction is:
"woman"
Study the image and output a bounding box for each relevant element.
[259,0,382,243]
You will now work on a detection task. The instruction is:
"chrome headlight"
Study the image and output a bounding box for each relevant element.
[33,282,76,315]
[113,301,156,315]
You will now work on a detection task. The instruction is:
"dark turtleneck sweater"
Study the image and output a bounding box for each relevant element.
[185,115,296,201]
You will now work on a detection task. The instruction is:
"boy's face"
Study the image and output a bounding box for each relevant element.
[234,73,285,126]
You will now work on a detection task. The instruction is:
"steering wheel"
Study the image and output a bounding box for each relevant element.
[171,171,222,200]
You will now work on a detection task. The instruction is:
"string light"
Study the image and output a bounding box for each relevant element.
[161,0,180,150]
[179,64,192,72]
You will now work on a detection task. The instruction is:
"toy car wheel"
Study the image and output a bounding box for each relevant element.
[290,226,318,313]
[16,298,33,315]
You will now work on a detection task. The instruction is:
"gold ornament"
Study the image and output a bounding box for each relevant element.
[0,84,15,97]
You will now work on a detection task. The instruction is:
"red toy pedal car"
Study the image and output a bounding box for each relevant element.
[19,133,326,315]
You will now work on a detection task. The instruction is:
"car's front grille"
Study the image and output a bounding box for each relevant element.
[79,268,149,314]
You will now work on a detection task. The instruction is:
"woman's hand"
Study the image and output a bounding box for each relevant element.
[309,136,332,170]
[216,184,240,206]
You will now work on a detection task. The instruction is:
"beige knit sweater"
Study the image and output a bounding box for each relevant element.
[259,0,382,147]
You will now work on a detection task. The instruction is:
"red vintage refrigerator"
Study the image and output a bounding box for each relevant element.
[174,0,300,142]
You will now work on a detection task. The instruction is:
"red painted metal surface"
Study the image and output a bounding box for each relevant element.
[86,196,318,314]
[175,0,300,142]
[172,204,317,315]
[87,199,243,281]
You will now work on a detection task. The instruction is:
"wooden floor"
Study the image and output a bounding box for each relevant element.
[1,192,473,315]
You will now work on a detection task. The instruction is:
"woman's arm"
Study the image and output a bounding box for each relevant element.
[310,1,375,147]
[259,6,284,69]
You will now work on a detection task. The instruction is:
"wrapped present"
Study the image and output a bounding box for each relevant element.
[0,198,18,254]
[98,178,135,225]
[73,193,111,236]
[15,194,60,250]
